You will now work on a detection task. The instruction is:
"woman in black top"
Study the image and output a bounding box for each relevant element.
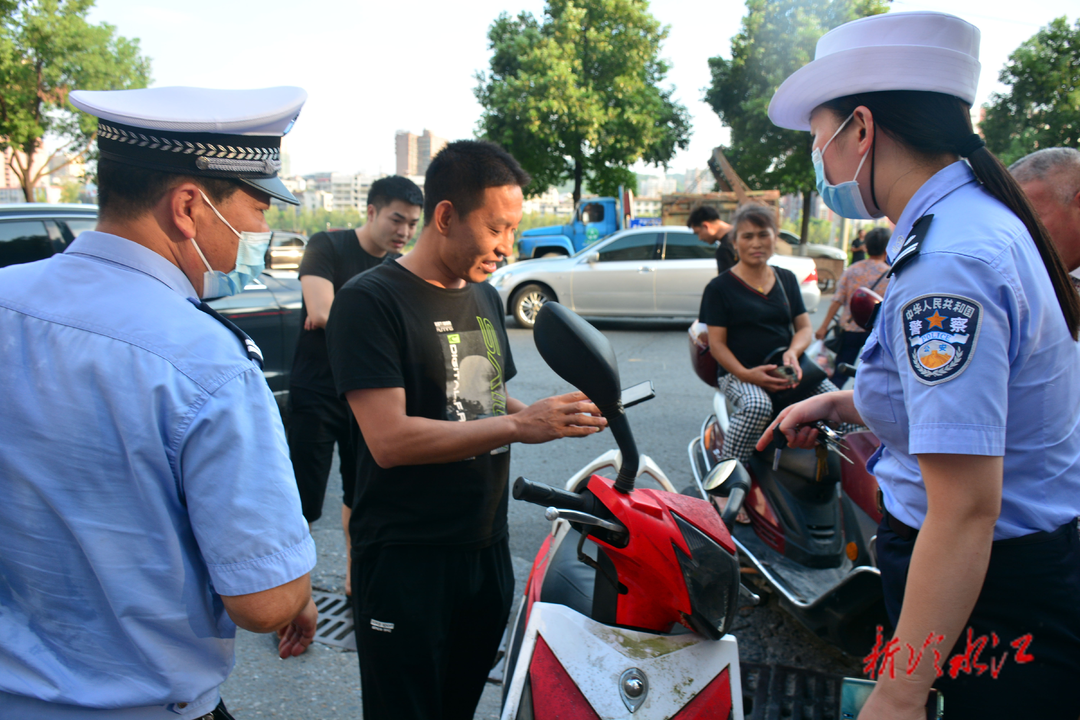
[699,204,845,464]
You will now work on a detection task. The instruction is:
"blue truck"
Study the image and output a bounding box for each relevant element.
[518,189,660,259]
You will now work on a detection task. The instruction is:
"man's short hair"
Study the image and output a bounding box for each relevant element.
[1009,147,1080,205]
[687,205,720,228]
[730,203,777,235]
[864,227,890,257]
[423,140,530,225]
[368,175,423,212]
[97,158,242,222]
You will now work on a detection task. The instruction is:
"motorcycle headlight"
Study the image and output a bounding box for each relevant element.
[671,512,740,640]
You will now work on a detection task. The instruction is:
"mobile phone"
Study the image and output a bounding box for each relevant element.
[840,678,943,719]
[620,381,655,409]
[772,365,797,381]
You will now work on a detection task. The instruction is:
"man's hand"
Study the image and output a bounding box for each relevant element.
[738,365,795,392]
[277,597,318,658]
[514,391,607,444]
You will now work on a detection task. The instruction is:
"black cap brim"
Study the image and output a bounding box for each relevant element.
[240,175,298,205]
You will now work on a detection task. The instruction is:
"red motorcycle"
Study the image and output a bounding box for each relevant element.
[501,302,754,719]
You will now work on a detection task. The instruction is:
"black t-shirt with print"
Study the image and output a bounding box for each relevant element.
[698,266,805,370]
[325,261,517,557]
[290,229,398,394]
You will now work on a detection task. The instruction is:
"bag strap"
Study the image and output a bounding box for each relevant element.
[772,268,796,336]
[868,265,890,292]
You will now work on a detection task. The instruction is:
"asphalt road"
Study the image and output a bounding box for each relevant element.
[222,300,862,719]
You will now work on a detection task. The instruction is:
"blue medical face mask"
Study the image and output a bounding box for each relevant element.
[189,190,271,299]
[812,113,884,220]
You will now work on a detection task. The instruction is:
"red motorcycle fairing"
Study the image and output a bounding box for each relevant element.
[840,430,883,524]
[586,475,737,635]
[525,534,555,625]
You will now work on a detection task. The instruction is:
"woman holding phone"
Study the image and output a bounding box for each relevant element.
[761,12,1080,719]
[698,203,845,466]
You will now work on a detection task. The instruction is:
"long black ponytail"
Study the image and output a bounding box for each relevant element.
[822,91,1080,340]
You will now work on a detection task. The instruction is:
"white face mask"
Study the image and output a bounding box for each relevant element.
[189,190,272,299]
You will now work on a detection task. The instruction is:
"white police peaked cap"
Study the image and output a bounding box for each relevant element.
[70,86,307,205]
[768,12,981,132]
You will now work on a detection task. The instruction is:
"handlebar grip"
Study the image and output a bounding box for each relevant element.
[513,477,597,514]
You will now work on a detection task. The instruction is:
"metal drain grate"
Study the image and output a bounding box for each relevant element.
[741,663,843,720]
[312,591,356,651]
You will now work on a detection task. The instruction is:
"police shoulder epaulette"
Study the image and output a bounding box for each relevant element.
[887,214,933,278]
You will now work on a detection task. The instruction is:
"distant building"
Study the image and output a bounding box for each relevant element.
[396,131,418,176]
[634,196,661,218]
[417,130,447,174]
[639,174,677,198]
[303,189,333,213]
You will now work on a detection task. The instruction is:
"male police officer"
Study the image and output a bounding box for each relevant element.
[0,87,317,719]
[1010,147,1080,290]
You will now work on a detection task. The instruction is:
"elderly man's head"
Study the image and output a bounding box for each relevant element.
[1010,148,1080,272]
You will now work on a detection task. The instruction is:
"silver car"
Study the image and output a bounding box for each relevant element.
[491,227,821,328]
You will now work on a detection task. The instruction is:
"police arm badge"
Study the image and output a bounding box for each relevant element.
[902,294,982,385]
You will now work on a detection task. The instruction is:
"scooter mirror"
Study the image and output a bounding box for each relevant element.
[703,459,738,493]
[534,302,621,409]
[850,287,884,330]
[703,458,751,496]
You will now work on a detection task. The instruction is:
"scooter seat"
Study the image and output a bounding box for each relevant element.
[539,527,597,619]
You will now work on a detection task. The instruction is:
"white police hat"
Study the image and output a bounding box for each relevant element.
[768,12,980,132]
[70,86,307,204]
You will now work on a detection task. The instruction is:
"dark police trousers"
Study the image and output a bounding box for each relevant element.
[351,538,514,720]
[877,515,1080,719]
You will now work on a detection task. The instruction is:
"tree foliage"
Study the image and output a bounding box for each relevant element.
[704,0,887,241]
[475,0,690,204]
[982,16,1080,165]
[0,0,150,201]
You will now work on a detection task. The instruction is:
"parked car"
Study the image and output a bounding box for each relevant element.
[780,230,849,292]
[489,226,820,329]
[265,231,307,270]
[0,203,301,419]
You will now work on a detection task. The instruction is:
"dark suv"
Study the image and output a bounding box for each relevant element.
[0,204,302,418]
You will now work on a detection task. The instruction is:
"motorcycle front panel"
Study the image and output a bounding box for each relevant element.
[501,602,743,720]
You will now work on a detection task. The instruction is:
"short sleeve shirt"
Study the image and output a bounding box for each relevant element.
[0,232,315,718]
[853,162,1080,539]
[833,259,891,332]
[325,261,517,559]
[699,266,805,369]
[291,229,398,394]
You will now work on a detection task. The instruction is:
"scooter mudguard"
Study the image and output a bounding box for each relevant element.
[500,602,743,720]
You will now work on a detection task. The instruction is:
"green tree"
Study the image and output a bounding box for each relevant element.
[475,0,690,204]
[705,0,887,243]
[0,0,150,201]
[982,16,1080,165]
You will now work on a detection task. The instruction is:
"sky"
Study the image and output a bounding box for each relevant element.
[85,0,1077,180]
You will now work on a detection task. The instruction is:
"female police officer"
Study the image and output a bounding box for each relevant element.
[759,12,1080,720]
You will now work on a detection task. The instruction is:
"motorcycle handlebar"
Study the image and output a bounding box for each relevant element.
[513,476,603,516]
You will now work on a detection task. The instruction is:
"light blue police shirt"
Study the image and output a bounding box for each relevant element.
[853,161,1080,540]
[0,232,316,719]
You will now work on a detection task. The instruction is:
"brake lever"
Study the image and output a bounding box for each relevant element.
[545,507,628,537]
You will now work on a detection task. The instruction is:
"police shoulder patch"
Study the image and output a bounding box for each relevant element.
[901,294,982,385]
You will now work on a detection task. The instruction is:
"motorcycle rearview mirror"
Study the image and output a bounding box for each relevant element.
[701,458,752,530]
[850,287,884,331]
[534,302,640,492]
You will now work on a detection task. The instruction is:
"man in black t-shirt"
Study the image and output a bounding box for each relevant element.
[287,175,422,593]
[688,204,736,273]
[325,141,607,720]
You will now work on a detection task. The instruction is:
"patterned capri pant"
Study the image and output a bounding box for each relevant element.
[718,374,851,465]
